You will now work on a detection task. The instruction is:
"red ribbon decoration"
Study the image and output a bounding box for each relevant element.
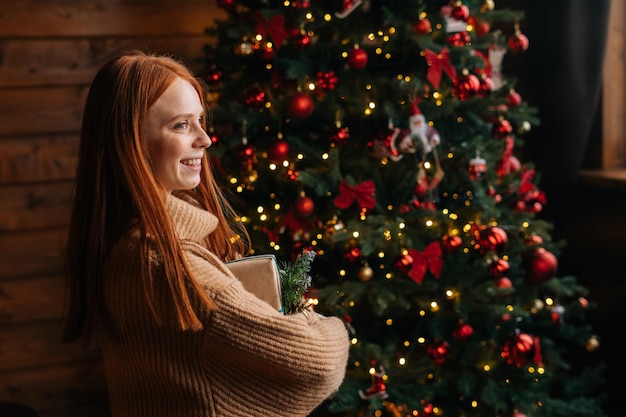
[424,48,457,89]
[407,242,443,284]
[334,180,376,210]
[499,136,515,175]
[255,12,289,49]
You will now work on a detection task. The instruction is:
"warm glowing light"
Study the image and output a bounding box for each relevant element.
[417,337,426,343]
[424,161,432,169]
[308,82,315,90]
[386,319,393,325]
[483,364,491,371]
[352,231,360,238]
[378,251,385,258]
[399,357,406,365]
[368,101,376,109]
[545,297,554,306]
[339,270,346,276]
[425,220,434,227]
[324,14,332,21]
[269,163,277,170]
[322,153,329,159]
[351,338,358,345]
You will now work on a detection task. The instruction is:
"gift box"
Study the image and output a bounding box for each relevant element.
[226,254,282,311]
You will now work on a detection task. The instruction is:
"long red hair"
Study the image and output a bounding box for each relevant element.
[63,51,249,342]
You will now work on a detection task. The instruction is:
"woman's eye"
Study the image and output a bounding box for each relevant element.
[174,121,189,130]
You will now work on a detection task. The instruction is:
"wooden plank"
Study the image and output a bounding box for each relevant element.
[0,359,108,412]
[0,275,66,325]
[602,0,626,168]
[0,36,213,88]
[0,0,224,38]
[0,86,88,137]
[0,134,78,185]
[0,228,66,280]
[0,319,103,372]
[0,181,73,232]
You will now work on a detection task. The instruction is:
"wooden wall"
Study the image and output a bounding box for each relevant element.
[0,1,222,415]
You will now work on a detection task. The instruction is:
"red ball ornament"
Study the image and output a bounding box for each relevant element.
[453,73,480,100]
[442,234,463,254]
[347,47,368,69]
[451,3,470,21]
[268,140,290,162]
[477,226,508,254]
[412,18,432,35]
[287,92,314,119]
[506,89,522,107]
[294,195,315,218]
[473,19,491,36]
[502,332,539,367]
[525,247,558,283]
[394,253,414,273]
[477,76,495,98]
[446,31,471,47]
[489,258,510,278]
[493,277,513,295]
[508,33,529,53]
[469,154,487,180]
[492,119,513,139]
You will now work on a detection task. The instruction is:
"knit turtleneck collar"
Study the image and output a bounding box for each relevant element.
[165,192,219,242]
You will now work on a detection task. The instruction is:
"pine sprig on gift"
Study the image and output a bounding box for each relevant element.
[279,250,315,315]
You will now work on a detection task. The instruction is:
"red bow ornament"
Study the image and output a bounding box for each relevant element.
[334,180,376,210]
[424,48,457,90]
[255,12,289,49]
[407,242,443,284]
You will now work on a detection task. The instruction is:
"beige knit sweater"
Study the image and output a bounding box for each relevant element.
[99,194,350,417]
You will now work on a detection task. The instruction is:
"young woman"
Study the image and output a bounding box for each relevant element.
[63,50,349,417]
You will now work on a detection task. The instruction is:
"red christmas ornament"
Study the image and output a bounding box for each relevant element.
[446,31,471,47]
[347,47,368,69]
[316,71,338,90]
[453,73,480,100]
[468,16,490,36]
[477,76,495,98]
[453,323,474,340]
[508,32,529,53]
[494,277,513,295]
[492,119,513,139]
[452,3,470,21]
[489,258,510,278]
[287,92,314,119]
[291,0,310,8]
[427,341,449,364]
[502,332,541,367]
[442,234,463,253]
[293,195,315,218]
[476,226,508,254]
[412,18,432,35]
[394,253,414,273]
[525,248,558,283]
[469,154,487,180]
[506,89,522,107]
[268,140,290,162]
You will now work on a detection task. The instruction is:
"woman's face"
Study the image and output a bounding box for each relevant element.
[144,77,211,193]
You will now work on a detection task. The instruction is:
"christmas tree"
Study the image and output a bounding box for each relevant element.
[201,1,606,416]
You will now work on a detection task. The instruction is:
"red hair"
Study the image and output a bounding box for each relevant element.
[63,51,249,342]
